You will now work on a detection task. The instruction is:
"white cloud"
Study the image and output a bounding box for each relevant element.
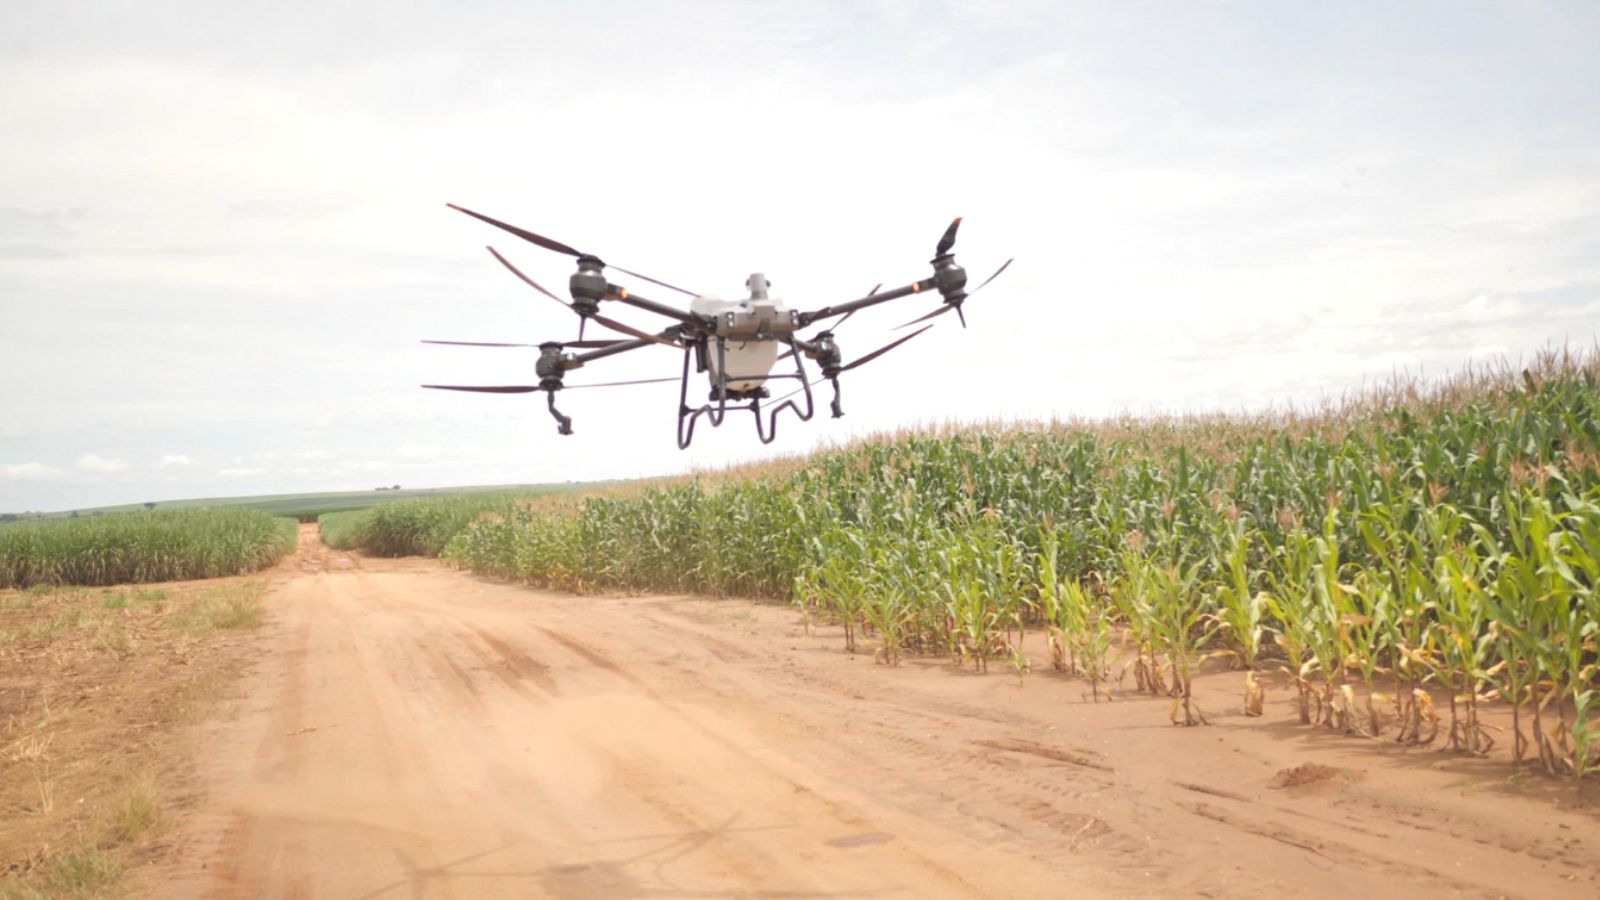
[398,442,438,460]
[159,454,193,468]
[218,467,266,476]
[76,453,128,473]
[2,462,56,479]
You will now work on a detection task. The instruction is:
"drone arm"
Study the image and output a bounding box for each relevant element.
[605,286,703,327]
[796,278,936,328]
[568,325,684,366]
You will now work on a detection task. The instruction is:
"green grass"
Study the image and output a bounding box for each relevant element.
[105,783,165,844]
[168,583,265,634]
[0,509,297,588]
[0,843,123,900]
[317,508,372,550]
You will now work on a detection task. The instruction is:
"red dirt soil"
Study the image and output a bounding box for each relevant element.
[141,525,1600,898]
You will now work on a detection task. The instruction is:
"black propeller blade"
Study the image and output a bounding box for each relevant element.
[483,244,678,349]
[421,339,627,349]
[969,257,1013,294]
[421,384,541,394]
[451,204,698,297]
[487,246,568,306]
[769,378,819,405]
[832,283,881,332]
[422,376,681,395]
[589,313,682,349]
[835,325,932,374]
[899,303,955,328]
[607,264,698,299]
[935,217,962,256]
[565,376,681,390]
[769,326,934,405]
[451,204,582,257]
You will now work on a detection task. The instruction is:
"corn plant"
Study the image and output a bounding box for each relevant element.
[1070,577,1116,702]
[1212,514,1270,715]
[1432,536,1496,754]
[1110,534,1167,696]
[1144,554,1216,726]
[1037,524,1081,675]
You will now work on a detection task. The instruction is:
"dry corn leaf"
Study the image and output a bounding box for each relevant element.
[1244,671,1264,717]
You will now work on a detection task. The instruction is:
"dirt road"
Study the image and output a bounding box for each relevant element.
[147,526,1598,898]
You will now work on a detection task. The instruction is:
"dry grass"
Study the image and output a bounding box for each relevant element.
[0,580,267,896]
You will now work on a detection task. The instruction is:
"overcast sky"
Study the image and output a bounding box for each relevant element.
[3,1,1598,512]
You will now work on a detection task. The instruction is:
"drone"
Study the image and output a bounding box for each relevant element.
[423,204,1012,448]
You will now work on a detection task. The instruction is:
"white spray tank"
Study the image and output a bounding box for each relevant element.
[688,273,790,393]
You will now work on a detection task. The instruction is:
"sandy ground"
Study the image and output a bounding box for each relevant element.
[141,525,1599,898]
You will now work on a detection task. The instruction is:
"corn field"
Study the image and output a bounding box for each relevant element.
[321,493,528,557]
[364,353,1599,780]
[0,510,297,588]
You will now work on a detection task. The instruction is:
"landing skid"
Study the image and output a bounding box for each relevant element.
[675,336,836,448]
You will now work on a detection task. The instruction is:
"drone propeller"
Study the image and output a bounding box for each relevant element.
[935,217,962,257]
[483,245,679,349]
[450,204,697,297]
[833,325,932,375]
[970,256,1013,293]
[421,339,627,349]
[486,246,567,306]
[587,314,681,348]
[767,378,819,405]
[565,376,681,390]
[896,257,1013,329]
[422,375,680,395]
[422,384,541,394]
[831,283,881,332]
[900,302,956,328]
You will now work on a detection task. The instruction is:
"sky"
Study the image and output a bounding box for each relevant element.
[3,1,1599,513]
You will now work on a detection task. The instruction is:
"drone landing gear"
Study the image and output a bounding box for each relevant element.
[675,341,816,448]
[546,390,573,435]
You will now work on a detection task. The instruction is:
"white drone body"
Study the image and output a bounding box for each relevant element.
[688,273,795,393]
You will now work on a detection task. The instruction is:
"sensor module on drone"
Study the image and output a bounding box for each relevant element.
[423,204,1013,448]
